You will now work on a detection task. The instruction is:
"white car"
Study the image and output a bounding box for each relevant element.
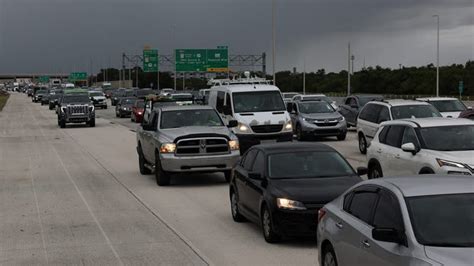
[367,118,474,178]
[416,97,471,118]
[357,100,442,154]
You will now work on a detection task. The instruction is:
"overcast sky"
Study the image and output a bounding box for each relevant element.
[0,0,473,74]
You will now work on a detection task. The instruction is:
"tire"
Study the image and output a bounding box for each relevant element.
[155,152,170,186]
[261,205,280,243]
[358,134,367,154]
[41,102,44,106]
[138,146,151,175]
[368,162,383,179]
[296,124,306,141]
[88,118,95,127]
[116,111,119,118]
[419,168,435,175]
[49,105,53,110]
[59,119,66,128]
[224,170,232,183]
[337,132,347,141]
[322,244,338,266]
[104,105,107,109]
[230,189,246,222]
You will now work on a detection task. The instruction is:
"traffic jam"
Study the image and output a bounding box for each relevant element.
[13,73,474,266]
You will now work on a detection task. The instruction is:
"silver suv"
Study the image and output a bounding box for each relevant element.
[288,100,347,141]
[357,100,441,154]
[136,105,240,186]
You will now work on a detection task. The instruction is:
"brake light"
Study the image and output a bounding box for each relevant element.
[318,208,327,223]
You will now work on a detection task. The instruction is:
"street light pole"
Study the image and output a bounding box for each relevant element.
[303,58,306,94]
[433,15,440,97]
[272,0,276,85]
[347,42,351,96]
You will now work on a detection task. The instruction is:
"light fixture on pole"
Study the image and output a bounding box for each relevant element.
[433,15,440,97]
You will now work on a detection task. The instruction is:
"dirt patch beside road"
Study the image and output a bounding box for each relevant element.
[0,91,9,111]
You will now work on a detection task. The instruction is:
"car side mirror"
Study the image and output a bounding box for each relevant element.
[228,120,238,128]
[372,228,407,247]
[248,172,263,180]
[356,167,368,176]
[401,143,417,155]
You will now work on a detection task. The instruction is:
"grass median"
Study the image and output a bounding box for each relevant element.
[0,92,9,112]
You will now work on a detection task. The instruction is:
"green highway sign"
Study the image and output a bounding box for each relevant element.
[68,72,87,81]
[143,49,158,72]
[175,48,228,72]
[459,81,464,94]
[38,76,50,83]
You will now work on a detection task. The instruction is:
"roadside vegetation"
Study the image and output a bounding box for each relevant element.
[0,90,9,112]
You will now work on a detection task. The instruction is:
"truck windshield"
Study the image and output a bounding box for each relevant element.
[233,91,285,113]
[161,109,223,129]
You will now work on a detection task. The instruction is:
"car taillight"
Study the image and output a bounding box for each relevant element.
[317,208,327,223]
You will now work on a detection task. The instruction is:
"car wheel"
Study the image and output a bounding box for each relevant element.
[88,118,95,127]
[358,134,367,154]
[322,244,338,266]
[104,105,107,109]
[296,124,305,141]
[368,162,383,179]
[138,146,151,175]
[261,205,280,243]
[230,189,246,222]
[155,152,170,186]
[224,170,232,183]
[337,132,347,141]
[59,119,66,128]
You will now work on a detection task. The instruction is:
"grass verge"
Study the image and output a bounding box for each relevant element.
[0,93,9,112]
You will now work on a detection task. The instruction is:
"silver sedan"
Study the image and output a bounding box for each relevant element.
[317,176,474,266]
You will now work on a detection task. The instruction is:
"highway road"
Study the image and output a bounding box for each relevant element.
[1,94,367,265]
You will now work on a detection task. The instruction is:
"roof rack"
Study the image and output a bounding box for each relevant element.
[207,71,272,86]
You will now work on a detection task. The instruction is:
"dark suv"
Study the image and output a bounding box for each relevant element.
[338,95,384,127]
[57,94,96,128]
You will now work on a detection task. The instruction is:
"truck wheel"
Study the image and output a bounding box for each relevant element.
[155,153,170,186]
[88,118,95,127]
[59,119,66,128]
[224,170,232,183]
[138,147,151,175]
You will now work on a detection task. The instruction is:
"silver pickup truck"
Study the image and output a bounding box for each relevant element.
[136,105,240,186]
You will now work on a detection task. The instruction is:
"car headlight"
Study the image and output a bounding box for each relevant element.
[302,117,315,123]
[228,140,239,151]
[137,112,143,115]
[276,198,306,210]
[89,106,95,111]
[284,121,293,131]
[337,116,345,122]
[235,123,251,134]
[160,143,176,153]
[436,158,467,169]
[61,107,66,113]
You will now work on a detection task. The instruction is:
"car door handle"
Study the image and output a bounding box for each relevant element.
[395,154,400,159]
[376,149,382,153]
[335,222,343,229]
[362,240,371,248]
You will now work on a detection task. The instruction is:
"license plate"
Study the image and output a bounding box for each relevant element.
[260,139,276,144]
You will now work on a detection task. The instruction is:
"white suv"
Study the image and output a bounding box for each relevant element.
[357,100,442,154]
[367,118,474,178]
[416,97,471,118]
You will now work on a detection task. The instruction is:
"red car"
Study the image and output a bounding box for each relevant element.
[131,100,145,123]
[459,109,474,120]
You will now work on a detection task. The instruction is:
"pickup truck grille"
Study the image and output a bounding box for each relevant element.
[68,105,88,115]
[176,137,229,155]
[251,124,283,133]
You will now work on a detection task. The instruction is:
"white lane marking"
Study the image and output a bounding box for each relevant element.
[30,100,124,266]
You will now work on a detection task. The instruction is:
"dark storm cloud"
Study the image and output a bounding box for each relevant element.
[0,0,472,74]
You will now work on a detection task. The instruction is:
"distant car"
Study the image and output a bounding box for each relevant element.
[89,91,107,109]
[282,92,299,104]
[115,97,136,118]
[459,109,474,120]
[33,89,49,103]
[136,105,240,186]
[338,95,384,127]
[417,97,471,118]
[160,88,174,96]
[170,93,194,105]
[292,94,337,109]
[317,176,474,266]
[230,143,365,243]
[198,89,211,104]
[111,89,126,106]
[367,118,474,178]
[135,88,155,99]
[357,100,442,154]
[288,100,347,141]
[131,99,145,123]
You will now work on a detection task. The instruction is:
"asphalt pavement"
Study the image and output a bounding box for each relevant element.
[0,94,367,265]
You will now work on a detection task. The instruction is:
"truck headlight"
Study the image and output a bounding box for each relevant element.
[284,121,292,131]
[228,140,239,151]
[235,123,251,134]
[276,198,306,210]
[160,143,176,153]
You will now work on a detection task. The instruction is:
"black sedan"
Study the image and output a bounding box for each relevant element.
[229,142,365,243]
[115,97,137,118]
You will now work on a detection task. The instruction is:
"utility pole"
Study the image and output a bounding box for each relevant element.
[182,73,185,90]
[351,55,355,75]
[303,58,306,94]
[347,42,351,96]
[272,0,276,85]
[433,15,440,97]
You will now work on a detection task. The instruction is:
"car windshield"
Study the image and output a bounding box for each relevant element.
[120,98,136,105]
[391,105,442,119]
[359,97,383,106]
[61,95,89,103]
[125,90,135,97]
[268,151,355,179]
[161,109,223,129]
[89,92,103,97]
[233,91,285,113]
[136,90,153,96]
[135,101,145,108]
[419,125,474,151]
[430,100,466,112]
[406,193,474,247]
[283,93,298,99]
[304,96,332,103]
[298,101,335,114]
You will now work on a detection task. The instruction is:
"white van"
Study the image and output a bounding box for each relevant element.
[208,78,293,152]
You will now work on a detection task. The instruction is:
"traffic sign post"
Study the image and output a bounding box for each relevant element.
[69,72,87,82]
[143,49,159,89]
[175,48,228,72]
